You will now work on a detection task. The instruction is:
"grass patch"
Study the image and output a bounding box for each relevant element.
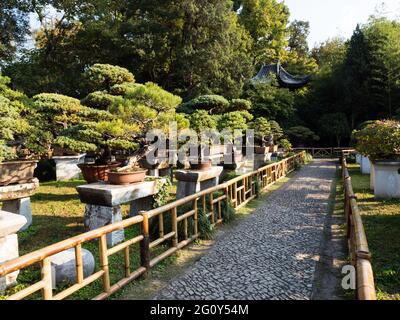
[0,179,177,300]
[347,164,400,300]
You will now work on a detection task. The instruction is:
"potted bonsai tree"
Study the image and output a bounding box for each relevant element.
[353,120,400,198]
[269,120,284,152]
[55,118,143,184]
[0,75,50,185]
[251,117,272,154]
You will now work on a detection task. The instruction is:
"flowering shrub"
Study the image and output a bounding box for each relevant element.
[352,120,400,161]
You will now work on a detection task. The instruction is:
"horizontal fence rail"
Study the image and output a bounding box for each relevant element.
[0,152,305,300]
[293,147,355,159]
[341,155,376,300]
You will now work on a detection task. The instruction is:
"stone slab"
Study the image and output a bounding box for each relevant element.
[76,180,158,207]
[50,248,95,289]
[0,178,39,201]
[175,166,223,183]
[2,198,32,231]
[0,210,28,237]
[53,154,86,181]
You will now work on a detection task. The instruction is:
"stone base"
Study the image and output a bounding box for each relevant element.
[175,167,223,199]
[53,154,86,181]
[2,198,32,231]
[360,156,371,175]
[0,234,19,292]
[129,195,154,217]
[50,248,95,289]
[356,154,362,164]
[253,153,272,170]
[374,161,400,198]
[370,163,375,191]
[84,204,124,246]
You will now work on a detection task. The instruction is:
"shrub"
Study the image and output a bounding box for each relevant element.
[228,99,252,112]
[189,110,217,132]
[286,126,320,146]
[218,111,253,133]
[83,64,135,92]
[279,138,292,151]
[178,95,229,115]
[352,120,400,161]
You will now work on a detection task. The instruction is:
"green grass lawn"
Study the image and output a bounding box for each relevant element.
[347,164,400,300]
[1,179,177,300]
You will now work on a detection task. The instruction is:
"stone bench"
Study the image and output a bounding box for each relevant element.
[175,166,223,199]
[0,179,39,231]
[76,180,162,246]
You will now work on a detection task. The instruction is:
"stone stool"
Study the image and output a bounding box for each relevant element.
[0,179,39,231]
[76,180,162,246]
[175,166,223,199]
[53,154,86,181]
[0,210,27,293]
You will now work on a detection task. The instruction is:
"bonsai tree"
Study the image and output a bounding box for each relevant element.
[55,119,140,164]
[352,120,400,161]
[286,126,320,147]
[251,117,272,147]
[269,120,284,145]
[0,75,49,162]
[278,138,293,152]
[31,93,113,155]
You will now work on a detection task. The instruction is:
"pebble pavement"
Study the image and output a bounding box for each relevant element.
[153,160,337,300]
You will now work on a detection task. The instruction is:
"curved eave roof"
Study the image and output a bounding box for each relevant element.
[252,64,311,89]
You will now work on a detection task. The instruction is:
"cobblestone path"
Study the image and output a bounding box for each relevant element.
[153,160,337,300]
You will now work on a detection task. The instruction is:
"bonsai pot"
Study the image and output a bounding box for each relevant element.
[255,146,270,154]
[0,160,38,186]
[107,168,147,185]
[189,159,212,171]
[372,160,400,199]
[78,162,121,184]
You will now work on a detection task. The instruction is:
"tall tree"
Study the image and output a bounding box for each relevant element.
[0,0,31,65]
[237,0,290,66]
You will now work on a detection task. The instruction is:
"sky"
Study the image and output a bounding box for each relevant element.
[282,0,400,47]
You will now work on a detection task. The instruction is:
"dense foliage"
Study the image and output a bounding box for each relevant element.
[353,120,400,161]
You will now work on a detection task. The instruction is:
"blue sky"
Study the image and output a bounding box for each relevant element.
[283,0,400,47]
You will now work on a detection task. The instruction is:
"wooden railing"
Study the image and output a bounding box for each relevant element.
[0,152,305,300]
[293,147,355,159]
[341,156,376,300]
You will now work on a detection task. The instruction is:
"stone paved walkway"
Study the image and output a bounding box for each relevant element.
[153,160,337,300]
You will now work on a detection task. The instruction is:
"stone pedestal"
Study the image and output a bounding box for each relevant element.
[53,154,86,181]
[76,180,161,246]
[0,210,27,293]
[370,162,375,191]
[373,161,400,199]
[360,156,371,175]
[253,153,273,170]
[356,153,362,164]
[175,167,223,199]
[0,179,39,231]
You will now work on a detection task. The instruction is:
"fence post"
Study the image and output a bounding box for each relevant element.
[140,211,151,275]
[41,257,53,300]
